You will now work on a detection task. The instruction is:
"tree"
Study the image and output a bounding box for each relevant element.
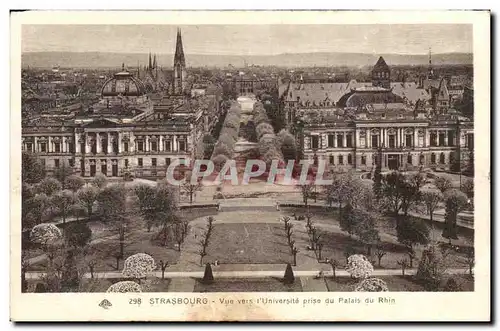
[122,253,156,280]
[91,173,108,189]
[38,177,62,197]
[329,259,339,279]
[381,171,423,216]
[416,245,448,291]
[66,175,85,195]
[396,216,430,267]
[372,149,383,200]
[159,260,169,279]
[174,221,189,251]
[202,263,214,284]
[182,180,203,204]
[283,263,295,284]
[297,183,314,208]
[77,186,98,220]
[397,258,409,276]
[53,163,74,189]
[291,245,299,266]
[64,222,92,249]
[442,189,468,244]
[346,254,374,279]
[133,184,156,213]
[464,246,475,277]
[96,184,127,222]
[22,152,45,184]
[443,277,462,292]
[339,203,356,237]
[52,190,75,224]
[29,193,49,224]
[374,241,387,268]
[277,129,297,161]
[421,191,443,223]
[106,281,142,293]
[460,178,474,208]
[352,209,380,256]
[144,185,178,242]
[355,278,389,292]
[60,249,80,291]
[434,176,452,194]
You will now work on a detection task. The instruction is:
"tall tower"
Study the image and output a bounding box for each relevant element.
[173,28,187,95]
[428,47,434,79]
[371,56,391,89]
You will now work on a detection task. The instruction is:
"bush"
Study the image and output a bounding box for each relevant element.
[442,277,462,292]
[212,154,229,171]
[256,122,274,140]
[122,253,157,278]
[355,278,389,292]
[283,263,295,284]
[346,254,374,279]
[416,245,447,291]
[64,222,92,248]
[202,263,214,284]
[106,281,142,293]
[30,223,62,244]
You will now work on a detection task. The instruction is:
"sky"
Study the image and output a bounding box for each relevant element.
[22,24,473,56]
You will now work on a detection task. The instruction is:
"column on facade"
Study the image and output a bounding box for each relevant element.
[108,132,112,153]
[425,129,430,148]
[75,134,81,154]
[366,129,371,148]
[173,135,178,151]
[444,130,449,146]
[342,133,346,148]
[96,133,102,153]
[118,132,122,153]
[145,135,150,152]
[400,128,404,147]
[355,129,360,148]
[34,136,38,153]
[48,136,52,153]
[333,133,337,148]
[159,135,164,152]
[413,128,418,148]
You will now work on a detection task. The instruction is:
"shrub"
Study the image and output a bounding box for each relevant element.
[122,253,157,279]
[256,122,274,140]
[106,281,142,293]
[212,154,229,171]
[30,223,62,244]
[202,263,214,284]
[355,278,389,292]
[283,263,295,284]
[64,222,92,248]
[346,254,374,279]
[416,245,447,291]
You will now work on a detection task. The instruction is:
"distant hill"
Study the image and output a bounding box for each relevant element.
[21,51,473,69]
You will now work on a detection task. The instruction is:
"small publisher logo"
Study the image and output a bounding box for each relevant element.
[99,299,112,310]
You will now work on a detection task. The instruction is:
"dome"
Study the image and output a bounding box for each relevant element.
[101,69,146,97]
[337,87,404,108]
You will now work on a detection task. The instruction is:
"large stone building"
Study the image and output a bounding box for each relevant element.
[22,29,222,179]
[286,56,474,172]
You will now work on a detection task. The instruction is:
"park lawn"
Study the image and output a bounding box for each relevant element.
[25,277,171,293]
[28,229,181,272]
[204,223,293,264]
[194,277,303,292]
[325,275,473,292]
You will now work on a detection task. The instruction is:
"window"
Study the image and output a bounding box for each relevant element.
[69,142,74,153]
[138,158,143,167]
[179,140,186,152]
[80,142,85,154]
[371,135,379,148]
[311,136,319,149]
[347,154,352,165]
[431,153,436,164]
[165,158,171,167]
[361,155,366,165]
[439,133,445,146]
[123,142,129,152]
[69,159,75,167]
[430,133,437,147]
[440,153,445,164]
[448,131,455,146]
[102,141,107,154]
[328,134,335,147]
[151,141,158,152]
[405,134,412,147]
[152,158,157,167]
[467,134,474,149]
[389,135,395,148]
[346,134,353,148]
[124,159,129,168]
[338,155,344,165]
[26,142,33,152]
[164,140,172,151]
[329,155,334,165]
[407,154,412,165]
[54,159,60,168]
[337,135,343,148]
[137,141,144,152]
[420,154,425,165]
[54,143,61,153]
[40,143,47,153]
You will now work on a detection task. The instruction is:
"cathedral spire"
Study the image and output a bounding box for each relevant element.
[148,52,152,70]
[428,47,434,79]
[153,54,157,69]
[174,28,186,67]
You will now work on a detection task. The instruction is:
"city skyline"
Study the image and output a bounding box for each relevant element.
[22,24,473,56]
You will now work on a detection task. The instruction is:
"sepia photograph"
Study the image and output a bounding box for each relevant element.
[10,10,490,322]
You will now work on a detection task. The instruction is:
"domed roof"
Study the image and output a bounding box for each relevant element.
[337,86,404,108]
[101,67,146,97]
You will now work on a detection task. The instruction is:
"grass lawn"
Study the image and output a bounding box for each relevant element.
[25,277,171,293]
[325,275,474,292]
[194,277,303,292]
[204,223,293,264]
[29,228,181,272]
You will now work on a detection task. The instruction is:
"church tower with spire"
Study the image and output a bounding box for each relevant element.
[173,28,187,95]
